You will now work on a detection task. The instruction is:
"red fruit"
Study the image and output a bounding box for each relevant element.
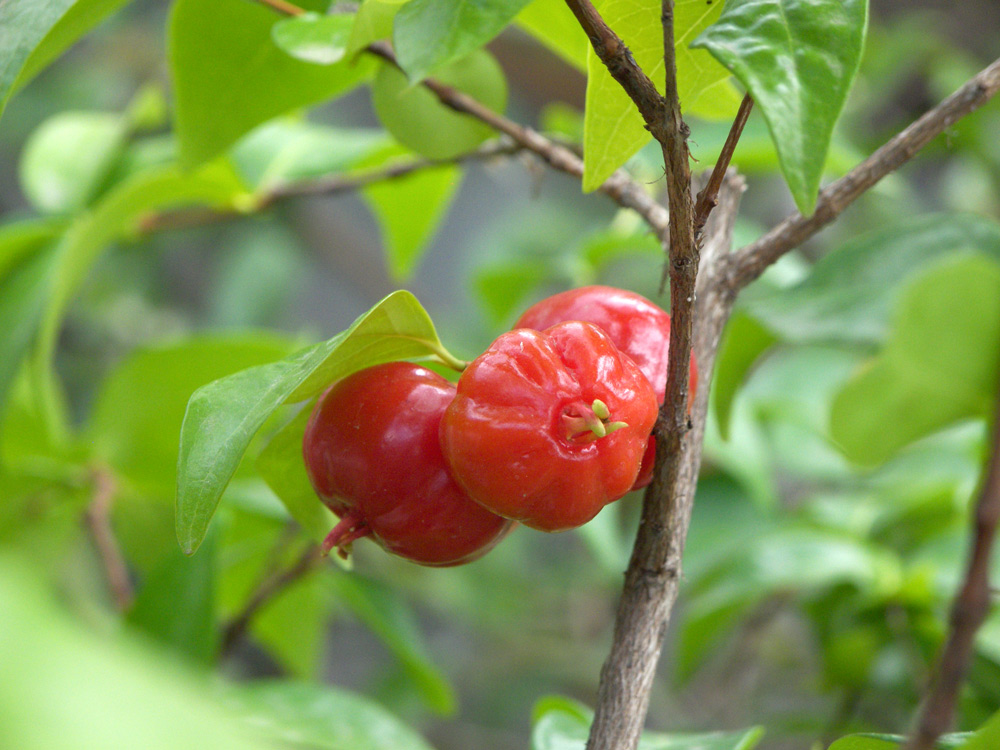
[514,285,698,488]
[439,321,658,532]
[303,362,513,566]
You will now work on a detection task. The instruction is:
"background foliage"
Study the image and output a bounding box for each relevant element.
[1,1,999,749]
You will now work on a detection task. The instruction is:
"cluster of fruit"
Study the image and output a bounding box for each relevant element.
[302,286,697,566]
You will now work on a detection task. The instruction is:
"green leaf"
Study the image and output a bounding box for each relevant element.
[346,0,402,58]
[272,12,355,66]
[712,312,778,441]
[232,120,387,190]
[0,0,132,119]
[830,254,1000,466]
[474,258,551,326]
[329,573,456,715]
[692,0,868,213]
[256,405,336,544]
[0,219,64,282]
[19,112,126,214]
[127,534,218,664]
[744,214,1000,346]
[530,696,764,750]
[960,709,1000,750]
[34,162,245,367]
[175,290,455,554]
[516,0,588,70]
[169,0,375,167]
[827,735,973,750]
[229,680,436,750]
[0,555,280,750]
[582,0,740,191]
[89,334,297,491]
[361,148,460,279]
[371,49,506,160]
[394,0,533,82]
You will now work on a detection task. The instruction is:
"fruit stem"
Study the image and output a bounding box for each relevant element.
[425,341,469,372]
[322,510,371,560]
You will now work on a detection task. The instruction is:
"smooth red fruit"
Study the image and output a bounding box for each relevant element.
[514,285,698,489]
[440,321,658,532]
[303,362,513,566]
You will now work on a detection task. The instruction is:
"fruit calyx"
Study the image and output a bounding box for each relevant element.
[322,509,372,559]
[562,399,628,443]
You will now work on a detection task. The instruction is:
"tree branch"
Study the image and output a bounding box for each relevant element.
[901,376,1000,750]
[729,56,1000,290]
[84,466,133,612]
[220,544,325,656]
[561,0,665,134]
[693,93,754,239]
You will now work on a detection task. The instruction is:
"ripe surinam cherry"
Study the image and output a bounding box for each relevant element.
[303,362,513,566]
[439,321,658,532]
[514,285,698,489]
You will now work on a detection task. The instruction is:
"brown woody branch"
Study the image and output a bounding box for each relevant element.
[901,377,1000,750]
[729,56,1000,290]
[220,544,325,656]
[84,466,133,612]
[693,93,754,239]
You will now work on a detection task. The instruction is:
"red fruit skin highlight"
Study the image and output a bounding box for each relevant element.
[440,321,658,532]
[514,285,698,488]
[303,362,512,566]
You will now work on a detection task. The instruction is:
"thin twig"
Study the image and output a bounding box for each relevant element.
[255,0,305,16]
[365,41,670,237]
[729,57,1000,290]
[901,376,1000,750]
[693,93,754,239]
[220,544,325,656]
[84,466,133,612]
[561,0,665,134]
[139,140,523,234]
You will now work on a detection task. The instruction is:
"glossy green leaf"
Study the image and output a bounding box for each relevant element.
[89,334,297,491]
[394,0,533,82]
[362,149,460,279]
[127,535,217,664]
[0,556,280,750]
[516,0,588,70]
[692,0,868,213]
[256,405,337,544]
[582,0,741,191]
[329,573,456,715]
[19,112,126,214]
[371,49,506,159]
[229,680,436,750]
[744,214,1000,346]
[272,12,355,65]
[831,255,1000,466]
[34,162,245,368]
[712,312,778,441]
[531,695,764,750]
[176,291,455,554]
[169,0,375,167]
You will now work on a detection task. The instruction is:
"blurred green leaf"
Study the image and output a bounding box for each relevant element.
[232,120,387,189]
[330,573,456,715]
[531,695,764,750]
[34,162,246,368]
[256,405,337,544]
[0,0,131,119]
[394,0,532,82]
[272,12,355,65]
[362,149,460,279]
[961,708,1000,750]
[711,312,778,441]
[744,214,1000,345]
[176,291,455,554]
[831,255,1000,466]
[474,258,550,326]
[692,0,867,213]
[827,735,973,750]
[582,0,740,191]
[516,0,587,70]
[371,49,506,159]
[169,0,375,167]
[346,0,401,58]
[229,680,437,750]
[0,555,280,750]
[128,533,218,664]
[19,111,126,214]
